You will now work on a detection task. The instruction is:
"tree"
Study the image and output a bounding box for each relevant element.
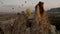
[26,8,32,16]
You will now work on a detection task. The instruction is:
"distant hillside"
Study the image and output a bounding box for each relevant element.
[46,7,60,30]
[47,7,60,12]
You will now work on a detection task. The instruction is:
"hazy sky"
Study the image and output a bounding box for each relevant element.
[0,0,60,10]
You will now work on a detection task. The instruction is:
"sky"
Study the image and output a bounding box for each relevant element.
[0,0,60,10]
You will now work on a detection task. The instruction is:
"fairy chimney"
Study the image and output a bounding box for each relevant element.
[31,1,56,34]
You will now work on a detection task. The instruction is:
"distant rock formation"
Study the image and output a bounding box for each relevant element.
[47,7,60,30]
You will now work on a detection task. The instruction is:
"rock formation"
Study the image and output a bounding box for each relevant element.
[0,1,57,34]
[30,1,56,34]
[12,13,30,34]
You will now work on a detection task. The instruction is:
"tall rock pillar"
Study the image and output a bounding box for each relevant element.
[31,1,56,34]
